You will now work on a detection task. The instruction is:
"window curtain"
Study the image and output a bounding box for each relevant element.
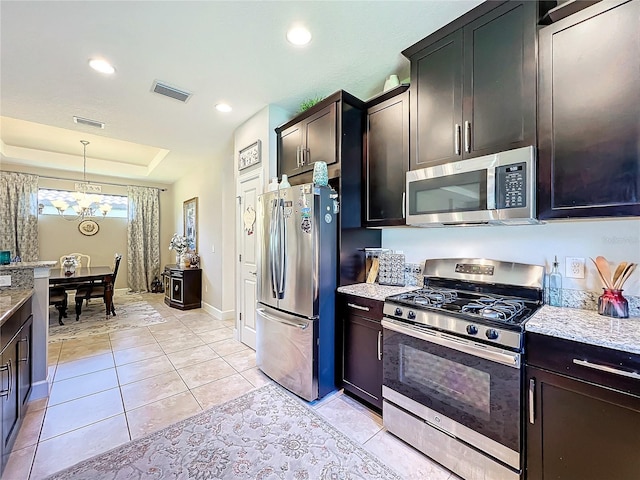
[0,172,39,261]
[127,186,160,292]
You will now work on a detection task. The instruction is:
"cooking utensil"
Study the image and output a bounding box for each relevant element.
[611,261,627,289]
[614,263,636,290]
[595,256,613,288]
[591,257,611,289]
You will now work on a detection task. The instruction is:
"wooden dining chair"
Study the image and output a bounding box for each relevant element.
[49,286,68,325]
[59,253,91,268]
[75,253,122,320]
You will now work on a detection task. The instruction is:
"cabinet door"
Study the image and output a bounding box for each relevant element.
[410,30,463,170]
[302,102,337,172]
[463,1,536,158]
[278,123,304,178]
[1,337,19,460]
[17,316,32,408]
[170,277,183,304]
[365,91,409,226]
[526,366,640,480]
[538,0,640,219]
[342,313,383,409]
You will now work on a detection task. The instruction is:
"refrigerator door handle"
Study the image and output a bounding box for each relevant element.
[278,198,286,296]
[256,308,309,330]
[269,199,278,297]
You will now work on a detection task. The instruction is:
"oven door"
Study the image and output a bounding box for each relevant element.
[382,318,522,467]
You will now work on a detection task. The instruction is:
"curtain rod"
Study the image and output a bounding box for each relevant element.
[35,173,167,191]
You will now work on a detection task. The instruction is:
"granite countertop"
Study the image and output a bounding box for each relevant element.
[526,305,640,355]
[0,289,33,326]
[0,261,57,270]
[337,283,420,302]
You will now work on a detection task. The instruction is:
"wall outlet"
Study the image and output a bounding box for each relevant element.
[0,275,11,287]
[566,257,585,279]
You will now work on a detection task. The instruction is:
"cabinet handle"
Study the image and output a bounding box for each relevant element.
[454,124,461,155]
[296,146,301,168]
[402,191,406,219]
[572,359,640,380]
[0,362,8,397]
[304,147,310,166]
[347,302,370,311]
[19,336,29,363]
[528,378,535,424]
[464,121,471,153]
[377,331,383,361]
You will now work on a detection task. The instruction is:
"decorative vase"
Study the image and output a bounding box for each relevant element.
[63,256,77,276]
[312,161,329,186]
[178,254,188,269]
[597,288,629,318]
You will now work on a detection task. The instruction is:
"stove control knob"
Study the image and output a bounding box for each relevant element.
[394,307,403,316]
[407,311,416,320]
[466,325,478,335]
[486,329,499,340]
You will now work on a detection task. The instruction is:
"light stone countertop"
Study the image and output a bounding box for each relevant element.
[0,261,57,270]
[0,288,33,326]
[526,305,640,355]
[337,283,420,302]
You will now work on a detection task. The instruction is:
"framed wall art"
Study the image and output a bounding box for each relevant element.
[238,140,261,171]
[78,219,99,236]
[183,197,198,252]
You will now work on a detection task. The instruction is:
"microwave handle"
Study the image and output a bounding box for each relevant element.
[486,168,497,210]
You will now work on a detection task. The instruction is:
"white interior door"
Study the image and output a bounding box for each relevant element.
[236,171,262,349]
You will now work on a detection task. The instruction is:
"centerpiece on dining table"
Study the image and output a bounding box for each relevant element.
[169,233,189,268]
[62,255,79,276]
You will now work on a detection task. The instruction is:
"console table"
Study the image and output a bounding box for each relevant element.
[163,265,202,310]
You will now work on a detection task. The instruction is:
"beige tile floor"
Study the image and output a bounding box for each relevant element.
[3,295,459,480]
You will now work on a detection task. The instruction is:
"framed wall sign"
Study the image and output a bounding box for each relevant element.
[183,197,198,252]
[238,140,261,171]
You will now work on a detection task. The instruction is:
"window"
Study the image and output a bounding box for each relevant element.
[38,188,128,218]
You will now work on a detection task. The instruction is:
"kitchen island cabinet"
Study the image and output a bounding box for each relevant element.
[402,1,538,170]
[538,0,640,219]
[0,298,32,473]
[525,332,640,480]
[364,86,409,227]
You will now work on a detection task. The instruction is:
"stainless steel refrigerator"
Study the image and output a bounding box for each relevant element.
[256,183,338,401]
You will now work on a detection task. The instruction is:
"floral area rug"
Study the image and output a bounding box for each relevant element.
[44,384,401,480]
[48,292,168,343]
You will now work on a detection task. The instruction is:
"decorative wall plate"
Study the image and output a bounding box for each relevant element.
[78,219,99,236]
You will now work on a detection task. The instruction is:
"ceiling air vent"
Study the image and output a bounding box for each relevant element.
[151,81,192,103]
[73,116,105,129]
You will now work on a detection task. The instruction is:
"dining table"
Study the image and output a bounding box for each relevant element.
[49,266,115,321]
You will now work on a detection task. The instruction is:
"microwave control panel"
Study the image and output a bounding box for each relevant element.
[496,162,526,209]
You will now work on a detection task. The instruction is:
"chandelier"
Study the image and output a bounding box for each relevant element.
[50,140,112,221]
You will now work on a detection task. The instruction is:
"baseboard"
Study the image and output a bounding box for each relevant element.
[202,301,235,321]
[29,379,50,401]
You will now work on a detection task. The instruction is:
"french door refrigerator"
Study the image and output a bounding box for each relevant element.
[256,183,338,401]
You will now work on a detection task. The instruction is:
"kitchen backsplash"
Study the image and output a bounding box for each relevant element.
[401,261,639,317]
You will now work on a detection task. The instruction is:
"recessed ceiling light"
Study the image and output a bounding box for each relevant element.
[286,26,312,46]
[215,103,232,113]
[89,58,115,74]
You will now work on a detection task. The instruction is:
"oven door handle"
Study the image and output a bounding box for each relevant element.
[381,319,521,368]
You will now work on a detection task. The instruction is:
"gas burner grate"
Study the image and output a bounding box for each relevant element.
[461,298,525,322]
[409,288,458,307]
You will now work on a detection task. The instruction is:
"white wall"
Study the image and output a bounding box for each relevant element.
[382,218,640,296]
[171,143,234,317]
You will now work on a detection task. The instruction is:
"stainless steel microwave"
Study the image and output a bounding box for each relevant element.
[406,146,538,226]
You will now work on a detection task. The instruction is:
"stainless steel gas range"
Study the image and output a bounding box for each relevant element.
[382,258,544,480]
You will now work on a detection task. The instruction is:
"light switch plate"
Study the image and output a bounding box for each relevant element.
[0,275,11,286]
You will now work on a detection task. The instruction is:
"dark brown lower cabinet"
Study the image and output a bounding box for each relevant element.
[526,333,640,480]
[338,294,383,410]
[163,266,202,310]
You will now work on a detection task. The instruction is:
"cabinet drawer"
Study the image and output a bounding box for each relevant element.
[339,294,383,320]
[526,332,640,396]
[1,302,30,348]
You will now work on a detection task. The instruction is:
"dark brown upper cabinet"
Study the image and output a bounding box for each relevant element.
[538,0,640,219]
[403,1,538,170]
[276,90,365,185]
[364,85,409,227]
